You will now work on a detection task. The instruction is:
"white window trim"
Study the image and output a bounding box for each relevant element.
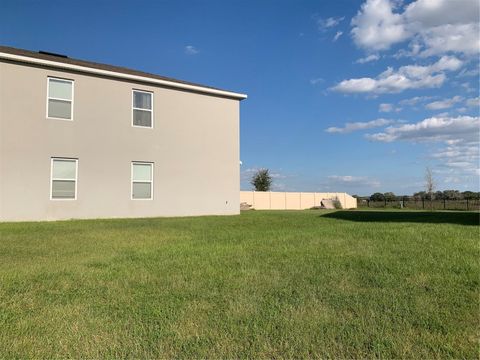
[131,162,154,200]
[50,157,78,201]
[46,77,74,121]
[132,89,153,128]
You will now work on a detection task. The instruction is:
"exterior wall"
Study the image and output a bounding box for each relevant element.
[0,61,241,221]
[240,191,357,210]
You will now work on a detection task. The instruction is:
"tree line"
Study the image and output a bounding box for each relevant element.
[355,190,480,202]
[249,168,479,201]
[356,167,479,202]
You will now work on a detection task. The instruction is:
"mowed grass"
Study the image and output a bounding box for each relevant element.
[0,210,478,358]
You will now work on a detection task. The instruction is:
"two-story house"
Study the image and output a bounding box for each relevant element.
[0,46,247,221]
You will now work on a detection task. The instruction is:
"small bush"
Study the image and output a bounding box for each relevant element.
[333,197,342,209]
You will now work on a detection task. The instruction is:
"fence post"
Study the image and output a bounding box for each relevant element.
[384,198,387,207]
[467,199,469,211]
[444,198,446,210]
[422,198,425,209]
[367,199,370,207]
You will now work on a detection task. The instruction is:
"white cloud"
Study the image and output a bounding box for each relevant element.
[457,67,480,78]
[333,31,343,42]
[241,167,283,178]
[425,96,463,110]
[351,0,480,57]
[332,56,462,94]
[460,82,476,93]
[432,141,480,176]
[184,45,199,55]
[443,176,462,184]
[310,77,324,85]
[415,23,480,57]
[355,54,380,64]
[392,41,423,58]
[404,0,479,28]
[466,96,480,108]
[428,56,464,72]
[317,16,345,30]
[327,175,381,188]
[351,0,409,51]
[241,167,289,183]
[325,118,394,133]
[379,103,394,112]
[366,115,479,143]
[399,95,435,106]
[366,115,480,177]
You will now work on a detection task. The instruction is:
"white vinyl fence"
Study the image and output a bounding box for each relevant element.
[240,191,357,210]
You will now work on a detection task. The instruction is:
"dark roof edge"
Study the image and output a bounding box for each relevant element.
[0,46,247,100]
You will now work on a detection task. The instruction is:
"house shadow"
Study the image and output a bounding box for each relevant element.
[321,210,480,226]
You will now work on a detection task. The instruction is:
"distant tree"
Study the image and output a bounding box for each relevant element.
[434,191,445,200]
[370,192,385,201]
[425,167,435,201]
[251,169,272,192]
[413,191,427,200]
[383,192,397,201]
[443,190,463,200]
[462,191,480,200]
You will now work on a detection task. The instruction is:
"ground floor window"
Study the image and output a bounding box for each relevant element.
[51,158,78,199]
[132,162,153,200]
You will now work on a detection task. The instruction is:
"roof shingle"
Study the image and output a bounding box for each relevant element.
[0,45,245,99]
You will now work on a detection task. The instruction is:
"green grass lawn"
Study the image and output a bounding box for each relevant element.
[0,210,478,358]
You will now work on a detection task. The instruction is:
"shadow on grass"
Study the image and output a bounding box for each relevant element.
[321,210,480,226]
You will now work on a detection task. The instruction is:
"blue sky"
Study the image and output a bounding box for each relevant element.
[1,0,479,195]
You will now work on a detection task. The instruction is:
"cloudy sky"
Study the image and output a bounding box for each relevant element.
[2,0,479,195]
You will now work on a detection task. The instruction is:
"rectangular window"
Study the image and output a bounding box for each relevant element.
[132,90,153,128]
[132,162,153,199]
[51,158,77,200]
[47,78,74,120]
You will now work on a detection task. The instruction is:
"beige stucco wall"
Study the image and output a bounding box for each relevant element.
[240,191,357,209]
[0,61,241,221]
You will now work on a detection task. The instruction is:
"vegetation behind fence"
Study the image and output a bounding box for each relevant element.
[358,199,480,211]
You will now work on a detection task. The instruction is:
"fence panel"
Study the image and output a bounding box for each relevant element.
[285,192,301,209]
[270,192,286,209]
[300,193,316,209]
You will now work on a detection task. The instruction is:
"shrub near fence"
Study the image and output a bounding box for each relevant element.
[358,199,480,211]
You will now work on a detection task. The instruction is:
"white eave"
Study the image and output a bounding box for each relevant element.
[0,52,248,100]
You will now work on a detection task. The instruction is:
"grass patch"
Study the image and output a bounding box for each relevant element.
[0,210,478,358]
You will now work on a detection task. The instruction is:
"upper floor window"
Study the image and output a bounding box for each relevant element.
[51,158,78,200]
[132,90,153,128]
[47,78,74,120]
